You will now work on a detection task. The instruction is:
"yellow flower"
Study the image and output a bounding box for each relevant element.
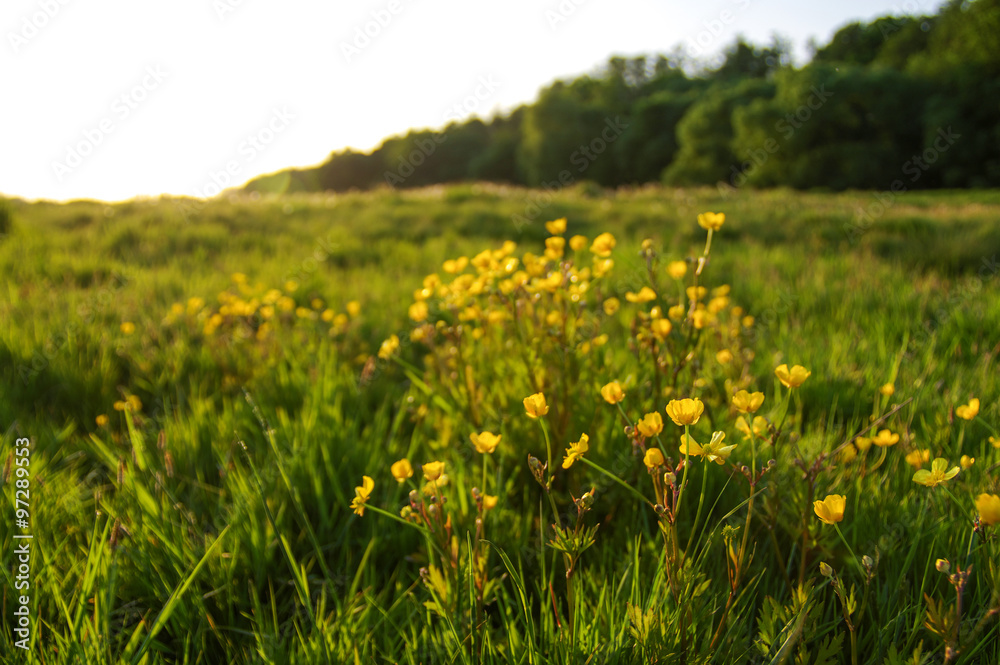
[697,211,725,231]
[775,364,811,388]
[391,459,414,483]
[562,433,589,469]
[680,431,736,465]
[346,300,362,317]
[912,458,960,487]
[665,398,704,426]
[716,349,733,364]
[95,414,109,427]
[482,494,499,511]
[625,287,656,303]
[732,390,764,414]
[127,395,142,412]
[637,412,664,438]
[544,236,565,260]
[284,280,299,293]
[813,494,846,525]
[600,381,625,405]
[408,301,428,322]
[422,461,445,481]
[667,260,687,280]
[603,298,620,316]
[735,415,769,440]
[960,455,975,470]
[668,304,685,320]
[686,286,707,302]
[120,322,136,335]
[990,436,1000,449]
[569,234,588,251]
[905,449,931,468]
[651,319,673,340]
[643,447,664,469]
[590,232,616,257]
[855,436,872,453]
[350,476,374,516]
[880,383,895,397]
[839,445,858,463]
[470,431,501,454]
[378,334,400,360]
[976,493,1000,526]
[545,218,567,235]
[523,393,549,419]
[955,398,979,421]
[872,429,900,447]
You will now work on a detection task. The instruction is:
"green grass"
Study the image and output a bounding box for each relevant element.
[1,184,999,664]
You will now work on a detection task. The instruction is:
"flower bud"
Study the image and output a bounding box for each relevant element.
[936,558,950,573]
[819,561,834,578]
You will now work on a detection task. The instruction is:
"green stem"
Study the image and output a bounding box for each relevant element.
[364,504,431,535]
[676,424,692,517]
[686,457,709,554]
[579,457,653,507]
[832,522,860,571]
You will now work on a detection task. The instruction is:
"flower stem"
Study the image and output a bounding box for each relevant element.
[579,457,653,506]
[832,522,860,571]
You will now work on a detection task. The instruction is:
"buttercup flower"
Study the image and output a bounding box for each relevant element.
[955,398,979,421]
[590,232,616,257]
[601,381,625,404]
[665,398,704,426]
[569,235,588,251]
[350,476,374,516]
[736,415,769,440]
[872,429,900,447]
[667,260,687,280]
[855,436,872,453]
[637,412,664,438]
[482,494,499,511]
[680,431,736,465]
[643,447,665,469]
[912,458,960,487]
[732,390,764,414]
[905,449,930,468]
[95,414,109,427]
[775,364,811,388]
[813,494,846,525]
[120,322,136,335]
[880,383,895,396]
[697,212,725,231]
[960,455,975,470]
[378,334,400,360]
[990,435,1000,449]
[625,287,657,303]
[976,493,1000,526]
[562,434,589,469]
[523,393,549,418]
[470,431,501,454]
[391,459,413,483]
[545,218,567,235]
[423,461,445,481]
[603,297,620,316]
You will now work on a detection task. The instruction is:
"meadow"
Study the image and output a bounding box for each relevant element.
[1,184,999,664]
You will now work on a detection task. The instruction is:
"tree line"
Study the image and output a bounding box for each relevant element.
[245,0,1000,194]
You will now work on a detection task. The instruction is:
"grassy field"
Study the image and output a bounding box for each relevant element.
[1,184,999,664]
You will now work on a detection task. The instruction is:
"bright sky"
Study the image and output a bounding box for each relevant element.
[1,0,934,202]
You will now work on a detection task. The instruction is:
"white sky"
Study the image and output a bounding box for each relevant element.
[1,0,935,202]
